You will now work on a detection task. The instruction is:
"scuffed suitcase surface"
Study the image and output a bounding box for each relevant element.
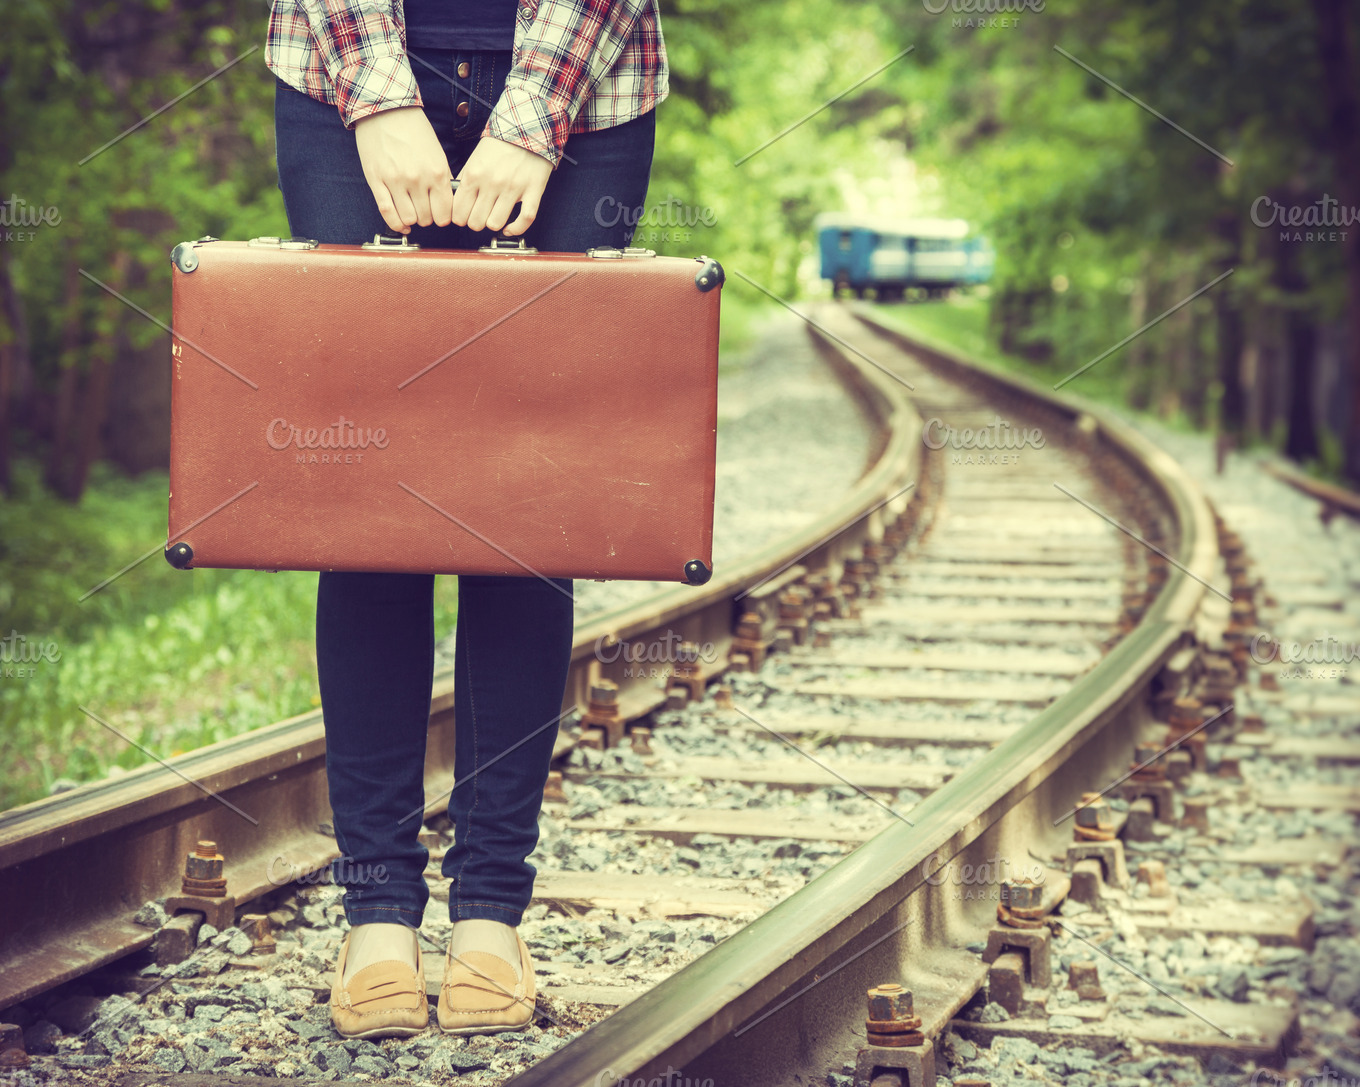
[167,241,719,582]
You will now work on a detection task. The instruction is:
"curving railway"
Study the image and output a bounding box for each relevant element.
[0,302,1341,1087]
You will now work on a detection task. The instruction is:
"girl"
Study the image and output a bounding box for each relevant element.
[266,0,666,1038]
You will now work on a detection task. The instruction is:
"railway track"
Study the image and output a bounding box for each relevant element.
[0,302,1340,1086]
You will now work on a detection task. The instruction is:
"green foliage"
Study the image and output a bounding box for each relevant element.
[0,457,459,810]
[2,1,285,427]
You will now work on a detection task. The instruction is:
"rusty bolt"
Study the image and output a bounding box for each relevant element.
[865,981,924,1047]
[1137,860,1171,898]
[186,840,224,879]
[713,685,733,709]
[1068,960,1105,1000]
[589,680,619,706]
[734,613,763,641]
[1180,798,1210,833]
[1074,793,1115,840]
[630,725,653,756]
[1131,741,1166,780]
[182,840,227,897]
[864,541,890,563]
[866,982,913,1021]
[1201,655,1237,700]
[1001,878,1042,912]
[1167,697,1204,733]
[238,913,276,954]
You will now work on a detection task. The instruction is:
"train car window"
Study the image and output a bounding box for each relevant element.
[838,232,852,250]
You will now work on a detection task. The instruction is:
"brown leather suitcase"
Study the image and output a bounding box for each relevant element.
[165,234,722,584]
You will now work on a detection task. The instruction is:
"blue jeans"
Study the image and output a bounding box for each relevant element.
[274,48,656,927]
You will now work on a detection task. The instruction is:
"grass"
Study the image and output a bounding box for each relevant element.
[0,459,458,811]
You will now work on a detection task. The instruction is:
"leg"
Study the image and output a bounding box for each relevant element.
[274,74,445,999]
[315,570,435,930]
[440,104,658,923]
[437,97,656,1033]
[442,573,575,924]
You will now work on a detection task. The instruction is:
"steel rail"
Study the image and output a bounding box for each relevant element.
[1257,458,1360,519]
[499,305,1220,1086]
[0,325,921,1013]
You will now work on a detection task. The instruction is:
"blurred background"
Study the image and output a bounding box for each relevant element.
[1,0,1356,808]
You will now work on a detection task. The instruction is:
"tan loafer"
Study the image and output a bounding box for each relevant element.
[436,930,536,1035]
[330,929,429,1039]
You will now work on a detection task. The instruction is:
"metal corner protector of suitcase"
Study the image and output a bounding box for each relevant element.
[167,240,721,584]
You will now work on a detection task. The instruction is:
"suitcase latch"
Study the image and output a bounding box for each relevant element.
[362,234,422,251]
[586,246,656,259]
[170,236,219,273]
[479,236,538,255]
[248,235,320,250]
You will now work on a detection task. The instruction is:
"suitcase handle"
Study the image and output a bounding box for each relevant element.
[449,179,539,253]
[361,234,421,251]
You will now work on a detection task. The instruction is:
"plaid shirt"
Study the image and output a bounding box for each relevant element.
[265,0,667,167]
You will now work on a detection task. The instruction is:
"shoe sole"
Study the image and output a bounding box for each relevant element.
[334,1021,429,1040]
[437,1013,534,1037]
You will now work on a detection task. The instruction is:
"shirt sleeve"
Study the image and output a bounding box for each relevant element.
[485,0,654,167]
[296,0,423,128]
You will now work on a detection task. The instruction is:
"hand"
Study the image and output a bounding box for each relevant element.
[452,137,553,236]
[353,106,455,234]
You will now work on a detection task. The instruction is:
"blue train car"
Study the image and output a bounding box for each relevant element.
[816,215,992,300]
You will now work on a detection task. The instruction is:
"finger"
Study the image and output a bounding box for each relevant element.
[504,189,540,237]
[450,178,475,228]
[484,191,520,234]
[465,188,499,234]
[431,174,456,228]
[389,185,420,233]
[409,184,436,228]
[371,181,407,235]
